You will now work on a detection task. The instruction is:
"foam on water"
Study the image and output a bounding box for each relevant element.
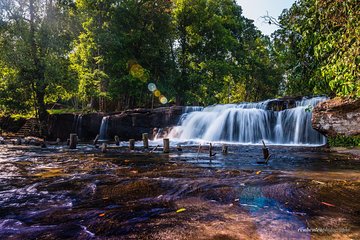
[167,96,327,146]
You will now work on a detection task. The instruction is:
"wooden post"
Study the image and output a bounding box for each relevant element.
[222,144,228,155]
[129,139,135,150]
[262,140,269,160]
[209,143,216,157]
[262,147,269,160]
[196,144,202,160]
[69,133,77,149]
[114,135,120,146]
[101,143,107,153]
[163,138,170,153]
[142,133,149,149]
[150,145,159,153]
[93,134,99,145]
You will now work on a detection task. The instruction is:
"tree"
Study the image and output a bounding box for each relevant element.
[0,0,76,126]
[272,0,359,98]
[70,0,115,111]
[107,0,175,109]
[173,0,282,104]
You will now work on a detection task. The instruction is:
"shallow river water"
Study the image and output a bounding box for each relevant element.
[0,143,359,239]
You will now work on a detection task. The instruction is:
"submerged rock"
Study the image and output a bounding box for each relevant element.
[312,97,360,137]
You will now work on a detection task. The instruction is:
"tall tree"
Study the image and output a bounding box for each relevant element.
[0,0,76,128]
[107,0,175,109]
[173,0,282,104]
[273,0,359,98]
[70,0,115,111]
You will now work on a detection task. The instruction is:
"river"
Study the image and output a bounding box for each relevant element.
[1,143,359,239]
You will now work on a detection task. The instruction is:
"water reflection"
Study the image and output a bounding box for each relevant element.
[0,144,359,239]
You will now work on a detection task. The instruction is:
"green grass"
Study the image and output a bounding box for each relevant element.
[328,135,360,147]
[47,108,79,115]
[47,107,97,115]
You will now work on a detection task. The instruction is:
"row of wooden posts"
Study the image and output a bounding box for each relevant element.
[69,133,171,153]
[69,132,217,155]
[69,133,232,157]
[68,133,271,162]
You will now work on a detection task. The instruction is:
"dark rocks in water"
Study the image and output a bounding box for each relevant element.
[312,98,360,137]
[265,96,302,111]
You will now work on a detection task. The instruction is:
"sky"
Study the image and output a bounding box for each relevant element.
[236,0,295,36]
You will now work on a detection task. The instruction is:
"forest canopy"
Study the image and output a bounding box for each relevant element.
[0,0,358,120]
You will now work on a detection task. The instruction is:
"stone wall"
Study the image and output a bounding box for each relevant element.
[107,106,184,140]
[47,113,105,141]
[46,106,184,141]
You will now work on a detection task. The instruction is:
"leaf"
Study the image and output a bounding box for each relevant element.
[176,208,186,213]
[321,202,335,207]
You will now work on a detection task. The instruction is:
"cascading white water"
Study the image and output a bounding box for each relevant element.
[99,116,110,140]
[74,114,83,139]
[168,97,327,145]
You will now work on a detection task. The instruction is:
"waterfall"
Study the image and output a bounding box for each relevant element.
[72,114,83,139]
[178,106,204,125]
[184,106,204,113]
[75,114,83,139]
[99,116,110,140]
[168,97,327,145]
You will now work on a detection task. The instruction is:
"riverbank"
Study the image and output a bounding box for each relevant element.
[332,146,360,159]
[1,144,359,239]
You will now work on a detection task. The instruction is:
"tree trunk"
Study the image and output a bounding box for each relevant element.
[30,0,48,135]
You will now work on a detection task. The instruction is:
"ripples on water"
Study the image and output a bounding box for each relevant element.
[0,144,359,239]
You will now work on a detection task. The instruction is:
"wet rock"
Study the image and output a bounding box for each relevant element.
[46,107,183,141]
[47,113,76,141]
[265,96,302,111]
[98,179,165,202]
[47,113,104,141]
[312,98,360,137]
[107,106,184,140]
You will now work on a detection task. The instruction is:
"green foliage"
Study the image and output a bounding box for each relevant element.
[0,0,78,120]
[7,0,356,115]
[273,0,359,98]
[173,0,282,105]
[47,108,82,115]
[328,135,360,147]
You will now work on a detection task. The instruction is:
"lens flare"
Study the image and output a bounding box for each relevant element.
[148,83,157,92]
[130,64,143,77]
[159,95,168,104]
[129,63,148,82]
[154,90,161,97]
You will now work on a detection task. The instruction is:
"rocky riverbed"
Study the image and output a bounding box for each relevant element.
[0,143,360,239]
